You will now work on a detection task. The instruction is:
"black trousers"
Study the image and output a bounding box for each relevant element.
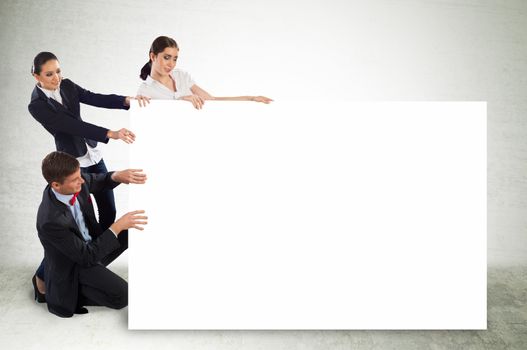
[77,230,128,310]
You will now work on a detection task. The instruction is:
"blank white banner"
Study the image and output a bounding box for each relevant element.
[128,101,486,330]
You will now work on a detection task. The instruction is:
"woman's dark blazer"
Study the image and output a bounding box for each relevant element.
[28,79,129,157]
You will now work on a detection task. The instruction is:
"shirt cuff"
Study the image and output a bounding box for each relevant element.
[108,227,118,238]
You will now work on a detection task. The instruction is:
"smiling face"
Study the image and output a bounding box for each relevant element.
[33,59,62,90]
[150,47,179,77]
[51,168,84,195]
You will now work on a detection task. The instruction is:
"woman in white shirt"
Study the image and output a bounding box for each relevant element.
[137,36,272,109]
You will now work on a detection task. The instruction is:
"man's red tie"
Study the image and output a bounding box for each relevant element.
[69,192,80,206]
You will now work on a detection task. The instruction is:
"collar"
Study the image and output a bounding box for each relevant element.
[36,84,61,99]
[31,84,47,103]
[145,75,156,86]
[145,71,177,86]
[51,188,74,207]
[31,79,69,104]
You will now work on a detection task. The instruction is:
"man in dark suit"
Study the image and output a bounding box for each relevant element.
[35,151,148,317]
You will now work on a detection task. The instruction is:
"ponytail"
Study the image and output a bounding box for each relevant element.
[140,61,152,80]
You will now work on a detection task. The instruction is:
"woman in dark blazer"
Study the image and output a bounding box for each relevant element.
[28,51,149,302]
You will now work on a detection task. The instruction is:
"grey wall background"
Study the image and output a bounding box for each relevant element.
[1,0,524,267]
[0,0,525,338]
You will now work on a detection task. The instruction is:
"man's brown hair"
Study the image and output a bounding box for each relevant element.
[41,151,80,184]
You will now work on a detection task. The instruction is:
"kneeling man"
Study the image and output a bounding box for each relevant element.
[36,151,147,317]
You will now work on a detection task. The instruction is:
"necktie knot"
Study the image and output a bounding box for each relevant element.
[69,192,80,206]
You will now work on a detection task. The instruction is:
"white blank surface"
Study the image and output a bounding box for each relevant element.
[128,101,486,329]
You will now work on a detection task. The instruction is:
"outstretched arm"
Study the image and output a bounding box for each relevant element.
[83,169,147,194]
[29,99,136,144]
[83,172,120,194]
[212,95,273,103]
[73,80,150,109]
[73,80,129,110]
[111,169,147,184]
[191,85,273,104]
[41,210,147,267]
[124,95,150,108]
[29,102,110,142]
[42,221,121,267]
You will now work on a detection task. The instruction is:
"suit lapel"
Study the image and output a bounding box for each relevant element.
[48,96,81,121]
[60,205,86,241]
[32,85,59,112]
[33,83,76,116]
[59,87,72,111]
[76,192,92,222]
[76,189,100,237]
[47,187,86,241]
[49,98,65,111]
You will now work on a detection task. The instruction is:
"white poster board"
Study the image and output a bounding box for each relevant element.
[128,101,486,329]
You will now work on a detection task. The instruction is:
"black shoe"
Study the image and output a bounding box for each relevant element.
[74,307,89,315]
[32,274,46,303]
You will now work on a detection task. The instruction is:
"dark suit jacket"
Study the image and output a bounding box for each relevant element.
[28,79,129,157]
[36,172,122,317]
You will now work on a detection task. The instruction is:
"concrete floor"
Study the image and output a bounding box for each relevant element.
[0,265,525,349]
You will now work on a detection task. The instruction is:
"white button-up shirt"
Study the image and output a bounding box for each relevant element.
[137,69,196,99]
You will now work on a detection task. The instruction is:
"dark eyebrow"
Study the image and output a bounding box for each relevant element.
[43,68,60,74]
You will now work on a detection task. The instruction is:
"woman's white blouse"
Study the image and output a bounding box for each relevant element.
[137,69,196,99]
